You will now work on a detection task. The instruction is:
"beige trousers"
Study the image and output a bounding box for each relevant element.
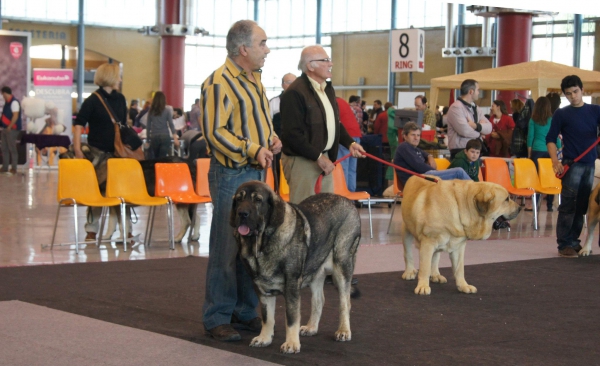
[282,153,333,204]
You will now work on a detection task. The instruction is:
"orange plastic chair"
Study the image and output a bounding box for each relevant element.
[51,159,125,253]
[434,158,450,170]
[333,164,373,238]
[387,171,405,233]
[514,158,562,229]
[195,158,212,199]
[478,168,484,182]
[484,158,539,229]
[278,162,290,202]
[106,158,173,250]
[155,163,212,245]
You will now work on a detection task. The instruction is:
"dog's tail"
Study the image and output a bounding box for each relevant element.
[350,285,361,299]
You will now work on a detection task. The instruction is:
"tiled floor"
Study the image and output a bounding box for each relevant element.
[0,168,592,272]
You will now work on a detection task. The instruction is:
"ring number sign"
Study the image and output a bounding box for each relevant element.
[390,28,425,73]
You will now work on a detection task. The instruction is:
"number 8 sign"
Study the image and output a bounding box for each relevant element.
[390,28,425,73]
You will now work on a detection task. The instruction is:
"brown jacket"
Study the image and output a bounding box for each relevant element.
[280,73,354,161]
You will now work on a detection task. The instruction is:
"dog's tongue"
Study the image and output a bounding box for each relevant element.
[238,225,251,236]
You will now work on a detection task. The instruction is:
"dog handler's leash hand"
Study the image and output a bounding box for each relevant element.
[555,136,600,179]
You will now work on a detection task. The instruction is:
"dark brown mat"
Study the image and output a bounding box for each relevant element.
[2,254,600,365]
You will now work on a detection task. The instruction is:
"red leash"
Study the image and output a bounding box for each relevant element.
[314,152,438,194]
[556,136,600,179]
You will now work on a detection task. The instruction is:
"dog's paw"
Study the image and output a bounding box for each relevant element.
[190,234,200,241]
[300,325,318,336]
[335,330,352,342]
[414,284,431,295]
[402,269,418,281]
[430,274,447,283]
[458,284,477,294]
[579,247,592,256]
[280,341,301,354]
[250,335,272,348]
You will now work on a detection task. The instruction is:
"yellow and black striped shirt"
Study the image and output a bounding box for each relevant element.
[200,57,273,168]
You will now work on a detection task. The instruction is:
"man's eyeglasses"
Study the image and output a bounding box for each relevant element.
[310,58,332,63]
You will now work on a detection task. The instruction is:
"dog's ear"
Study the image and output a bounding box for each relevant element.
[474,189,494,217]
[230,190,245,227]
[266,189,286,233]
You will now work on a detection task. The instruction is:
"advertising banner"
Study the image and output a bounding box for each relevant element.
[33,69,73,138]
[0,30,31,122]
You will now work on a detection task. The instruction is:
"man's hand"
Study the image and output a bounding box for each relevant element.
[256,148,273,169]
[317,154,335,175]
[427,155,437,170]
[491,132,499,139]
[468,120,477,129]
[552,160,564,176]
[270,136,282,155]
[349,142,366,158]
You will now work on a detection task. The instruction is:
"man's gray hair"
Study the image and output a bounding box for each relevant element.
[226,20,257,58]
[297,45,321,73]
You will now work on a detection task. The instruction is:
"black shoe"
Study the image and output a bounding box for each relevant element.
[558,247,579,258]
[493,217,510,230]
[204,324,241,341]
[573,244,582,253]
[547,206,554,212]
[231,315,262,333]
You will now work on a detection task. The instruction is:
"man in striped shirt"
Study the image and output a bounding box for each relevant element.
[200,20,281,342]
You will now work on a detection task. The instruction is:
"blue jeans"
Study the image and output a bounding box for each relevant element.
[424,167,472,181]
[337,137,360,192]
[530,150,554,208]
[202,158,263,330]
[556,163,594,250]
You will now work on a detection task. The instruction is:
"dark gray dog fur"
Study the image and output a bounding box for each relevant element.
[230,181,361,354]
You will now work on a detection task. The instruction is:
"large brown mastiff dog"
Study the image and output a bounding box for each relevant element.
[230,181,361,353]
[400,176,520,295]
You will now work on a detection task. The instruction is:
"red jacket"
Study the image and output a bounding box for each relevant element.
[374,110,389,143]
[336,98,362,138]
[486,114,515,157]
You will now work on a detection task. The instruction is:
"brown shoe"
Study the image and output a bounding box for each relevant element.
[558,247,579,258]
[573,244,582,253]
[204,324,241,342]
[85,232,96,241]
[9,168,17,175]
[231,315,262,333]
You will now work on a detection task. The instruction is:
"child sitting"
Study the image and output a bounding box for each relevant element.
[448,138,482,182]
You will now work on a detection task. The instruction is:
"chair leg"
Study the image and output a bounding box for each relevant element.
[387,196,399,234]
[144,206,155,246]
[367,198,373,239]
[51,204,62,250]
[97,206,107,247]
[146,206,158,246]
[167,200,175,250]
[73,203,79,254]
[532,194,538,230]
[120,202,128,252]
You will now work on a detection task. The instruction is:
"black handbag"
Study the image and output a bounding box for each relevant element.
[117,123,143,150]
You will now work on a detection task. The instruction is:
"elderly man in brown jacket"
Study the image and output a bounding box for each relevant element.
[280,45,365,204]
